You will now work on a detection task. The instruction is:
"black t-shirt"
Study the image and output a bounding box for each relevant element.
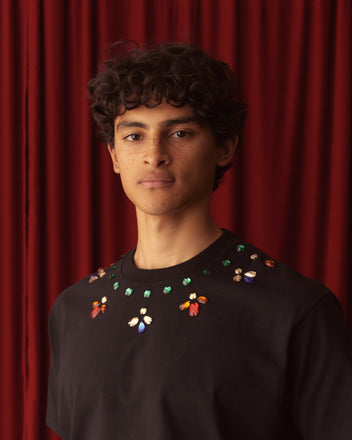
[46,230,352,439]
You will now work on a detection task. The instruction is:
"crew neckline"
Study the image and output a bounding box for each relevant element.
[120,229,240,283]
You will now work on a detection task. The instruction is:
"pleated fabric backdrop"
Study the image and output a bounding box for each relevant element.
[1,0,351,438]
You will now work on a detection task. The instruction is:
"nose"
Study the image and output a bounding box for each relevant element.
[143,136,170,168]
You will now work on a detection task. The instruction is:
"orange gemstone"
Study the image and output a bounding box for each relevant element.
[265,259,276,268]
[197,296,208,304]
[101,304,107,313]
[179,301,191,310]
[92,301,100,308]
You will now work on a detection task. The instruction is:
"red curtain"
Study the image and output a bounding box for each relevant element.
[1,0,351,438]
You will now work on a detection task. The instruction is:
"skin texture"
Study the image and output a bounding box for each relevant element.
[108,101,238,269]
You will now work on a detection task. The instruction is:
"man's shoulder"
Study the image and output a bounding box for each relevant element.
[49,260,123,317]
[221,231,336,321]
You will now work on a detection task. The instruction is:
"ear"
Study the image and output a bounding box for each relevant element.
[107,144,120,174]
[216,135,239,167]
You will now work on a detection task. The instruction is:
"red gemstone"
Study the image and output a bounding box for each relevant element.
[91,306,101,319]
[189,302,199,317]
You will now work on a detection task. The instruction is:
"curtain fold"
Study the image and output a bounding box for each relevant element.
[0,0,351,439]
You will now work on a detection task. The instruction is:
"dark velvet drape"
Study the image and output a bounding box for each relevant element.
[1,0,351,439]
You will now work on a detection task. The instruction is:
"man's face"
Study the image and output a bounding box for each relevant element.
[108,101,235,218]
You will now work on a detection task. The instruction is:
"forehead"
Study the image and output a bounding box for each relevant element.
[114,101,197,128]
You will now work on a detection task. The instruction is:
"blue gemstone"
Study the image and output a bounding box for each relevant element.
[244,276,254,283]
[138,321,146,333]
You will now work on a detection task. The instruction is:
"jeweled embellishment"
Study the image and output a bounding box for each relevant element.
[244,271,256,283]
[250,253,259,260]
[222,259,231,267]
[163,286,172,294]
[236,244,245,252]
[179,293,208,317]
[125,288,133,296]
[90,297,108,319]
[144,290,152,298]
[182,277,192,286]
[128,308,153,333]
[265,259,276,268]
[88,267,106,283]
[113,281,120,291]
[202,269,212,276]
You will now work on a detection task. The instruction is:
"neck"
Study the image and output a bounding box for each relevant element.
[134,207,222,270]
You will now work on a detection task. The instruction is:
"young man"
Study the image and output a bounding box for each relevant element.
[47,43,352,439]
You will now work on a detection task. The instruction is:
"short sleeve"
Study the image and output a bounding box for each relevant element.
[287,292,352,439]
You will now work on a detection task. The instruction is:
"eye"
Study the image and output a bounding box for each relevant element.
[125,133,141,141]
[171,130,189,138]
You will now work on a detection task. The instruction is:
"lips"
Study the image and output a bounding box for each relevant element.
[138,173,175,189]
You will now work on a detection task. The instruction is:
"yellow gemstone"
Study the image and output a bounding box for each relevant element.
[179,301,191,310]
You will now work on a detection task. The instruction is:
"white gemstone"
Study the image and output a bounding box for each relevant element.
[140,307,147,315]
[101,296,107,303]
[244,271,256,278]
[189,293,197,300]
[143,316,152,325]
[128,317,139,327]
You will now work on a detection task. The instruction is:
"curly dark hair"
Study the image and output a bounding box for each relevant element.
[87,41,248,190]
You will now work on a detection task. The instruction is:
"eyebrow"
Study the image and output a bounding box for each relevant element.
[115,117,199,131]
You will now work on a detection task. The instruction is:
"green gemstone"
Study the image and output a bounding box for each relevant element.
[163,286,172,294]
[236,244,245,252]
[108,273,115,279]
[202,269,212,276]
[111,264,117,269]
[113,281,120,290]
[182,277,192,286]
[125,288,133,296]
[222,259,231,267]
[144,290,152,298]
